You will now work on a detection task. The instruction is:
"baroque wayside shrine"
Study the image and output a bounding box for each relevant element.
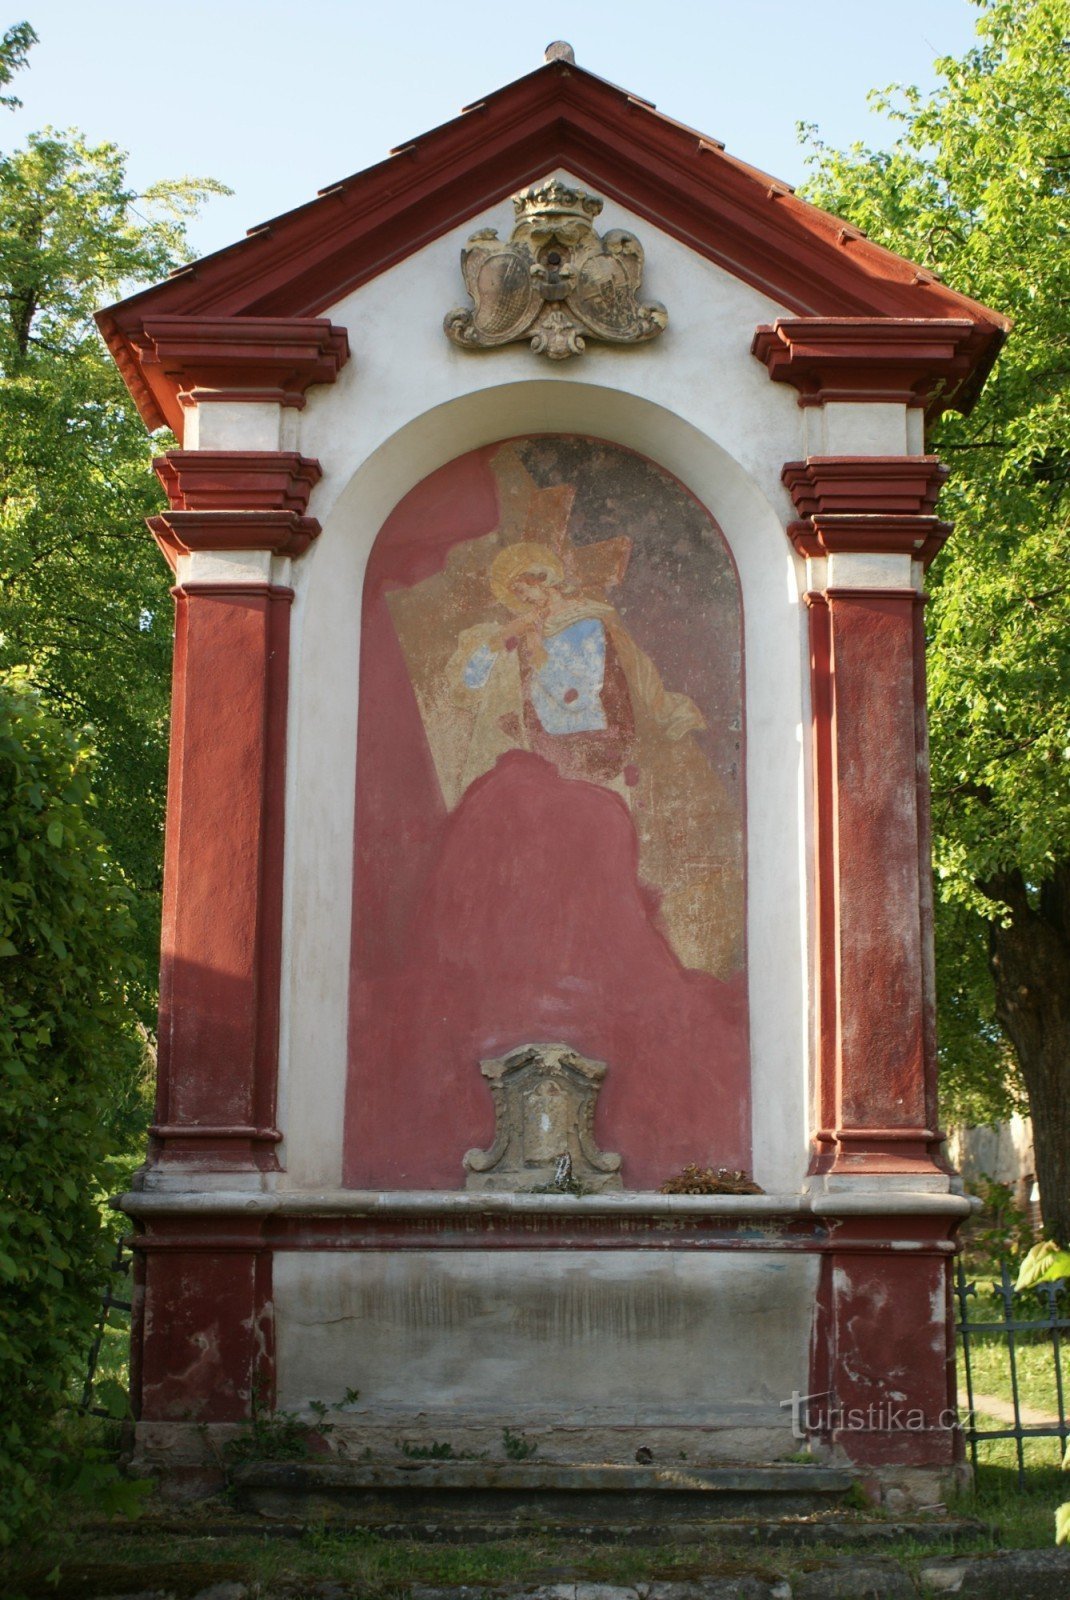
[98,43,1007,1512]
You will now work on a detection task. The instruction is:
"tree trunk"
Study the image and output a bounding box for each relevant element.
[987,863,1070,1245]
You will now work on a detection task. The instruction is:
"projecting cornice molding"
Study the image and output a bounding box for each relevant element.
[752,318,992,419]
[121,317,350,435]
[148,510,321,569]
[787,515,950,567]
[782,456,948,518]
[148,448,326,571]
[782,455,952,568]
[154,451,323,513]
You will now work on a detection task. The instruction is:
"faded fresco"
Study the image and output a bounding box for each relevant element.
[346,437,749,1189]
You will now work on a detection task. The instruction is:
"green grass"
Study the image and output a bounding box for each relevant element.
[950,1461,1066,1548]
[970,1413,1063,1472]
[0,1517,800,1600]
[964,1334,1068,1420]
[954,1283,1070,1498]
[3,1508,1063,1600]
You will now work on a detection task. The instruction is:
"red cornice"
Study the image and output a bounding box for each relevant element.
[155,451,322,513]
[782,453,951,567]
[752,318,991,419]
[788,515,950,567]
[96,59,1006,432]
[148,509,320,570]
[782,456,948,518]
[127,317,349,435]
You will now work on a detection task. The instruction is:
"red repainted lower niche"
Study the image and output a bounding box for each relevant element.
[345,437,749,1190]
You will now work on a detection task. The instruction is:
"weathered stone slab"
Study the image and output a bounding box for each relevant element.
[231,1460,855,1529]
[919,1548,1070,1597]
[98,1592,179,1600]
[642,1581,787,1600]
[410,1589,496,1600]
[229,1462,862,1547]
[273,1248,819,1446]
[234,1461,855,1494]
[791,1561,915,1599]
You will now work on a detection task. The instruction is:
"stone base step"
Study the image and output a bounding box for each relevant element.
[231,1461,857,1527]
[86,1511,991,1550]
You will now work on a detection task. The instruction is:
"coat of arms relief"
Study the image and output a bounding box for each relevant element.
[444,180,668,360]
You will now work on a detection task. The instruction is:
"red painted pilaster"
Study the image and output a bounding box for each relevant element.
[783,458,950,1177]
[145,450,327,1174]
[822,584,935,1170]
[808,1215,961,1469]
[804,592,838,1149]
[151,581,292,1170]
[134,1218,273,1421]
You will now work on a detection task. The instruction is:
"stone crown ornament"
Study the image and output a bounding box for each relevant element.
[444,180,668,361]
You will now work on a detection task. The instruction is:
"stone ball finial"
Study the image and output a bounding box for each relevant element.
[544,41,576,63]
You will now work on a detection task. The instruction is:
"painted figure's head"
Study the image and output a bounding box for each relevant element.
[490,541,566,612]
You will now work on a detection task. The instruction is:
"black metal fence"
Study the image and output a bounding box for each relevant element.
[955,1259,1070,1485]
[79,1239,132,1416]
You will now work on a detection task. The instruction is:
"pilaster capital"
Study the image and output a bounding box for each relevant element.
[787,516,949,567]
[154,450,322,513]
[130,315,350,433]
[783,455,950,569]
[148,510,319,569]
[782,456,947,517]
[752,317,988,418]
[149,449,326,570]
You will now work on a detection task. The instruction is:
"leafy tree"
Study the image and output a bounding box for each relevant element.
[801,0,1070,1239]
[0,21,35,108]
[0,675,144,1543]
[0,47,226,1531]
[0,41,227,999]
[0,36,223,1536]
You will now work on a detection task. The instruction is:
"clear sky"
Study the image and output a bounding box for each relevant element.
[3,0,982,262]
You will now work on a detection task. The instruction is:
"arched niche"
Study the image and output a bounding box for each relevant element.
[346,434,748,1189]
[280,382,809,1195]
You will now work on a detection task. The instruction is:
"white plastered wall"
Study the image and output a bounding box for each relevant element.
[188,173,921,1196]
[273,1247,819,1433]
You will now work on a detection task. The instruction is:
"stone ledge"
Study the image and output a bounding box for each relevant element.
[230,1460,856,1527]
[115,1188,973,1220]
[233,1462,856,1494]
[81,1514,990,1549]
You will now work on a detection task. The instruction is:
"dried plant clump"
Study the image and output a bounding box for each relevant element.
[658,1164,764,1196]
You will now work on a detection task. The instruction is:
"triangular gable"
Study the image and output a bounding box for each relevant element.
[98,56,1007,432]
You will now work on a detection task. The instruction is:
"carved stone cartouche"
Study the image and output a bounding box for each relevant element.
[444,180,668,361]
[463,1041,623,1192]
